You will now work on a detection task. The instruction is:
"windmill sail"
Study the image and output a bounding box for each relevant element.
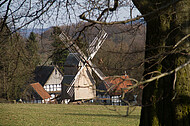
[88,30,108,59]
[66,65,85,97]
[59,30,110,97]
[59,33,82,63]
[60,32,106,80]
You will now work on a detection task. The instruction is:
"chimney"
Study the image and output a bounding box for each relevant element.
[125,71,127,76]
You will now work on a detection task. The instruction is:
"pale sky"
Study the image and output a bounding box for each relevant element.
[0,0,141,29]
[40,1,141,28]
[22,0,141,29]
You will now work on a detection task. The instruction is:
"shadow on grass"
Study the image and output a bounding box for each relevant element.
[65,113,140,119]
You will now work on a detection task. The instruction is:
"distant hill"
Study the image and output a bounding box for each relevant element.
[16,22,145,80]
[35,22,146,80]
[19,28,50,38]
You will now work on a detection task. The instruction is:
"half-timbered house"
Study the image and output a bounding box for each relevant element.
[96,74,133,105]
[34,66,63,100]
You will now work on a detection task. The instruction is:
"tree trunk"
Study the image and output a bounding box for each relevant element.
[133,0,190,125]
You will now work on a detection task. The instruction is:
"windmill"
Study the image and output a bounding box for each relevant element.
[59,30,132,103]
[60,30,108,102]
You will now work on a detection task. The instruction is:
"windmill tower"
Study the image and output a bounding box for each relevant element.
[60,30,108,103]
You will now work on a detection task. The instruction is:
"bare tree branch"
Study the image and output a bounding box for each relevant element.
[79,0,180,25]
[125,59,190,90]
[0,0,12,32]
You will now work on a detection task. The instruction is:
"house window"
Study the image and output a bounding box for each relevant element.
[55,84,57,91]
[44,85,46,90]
[57,84,61,91]
[50,85,52,91]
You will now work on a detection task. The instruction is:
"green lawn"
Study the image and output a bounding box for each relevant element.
[0,104,141,126]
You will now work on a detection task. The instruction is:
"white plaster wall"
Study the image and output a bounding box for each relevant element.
[74,66,96,100]
[45,68,63,85]
[44,68,63,92]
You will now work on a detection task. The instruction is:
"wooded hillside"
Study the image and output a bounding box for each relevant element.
[37,22,145,81]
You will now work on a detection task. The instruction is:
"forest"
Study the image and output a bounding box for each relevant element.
[0,0,189,125]
[0,21,145,102]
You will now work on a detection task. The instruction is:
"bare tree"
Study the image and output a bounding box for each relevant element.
[1,0,190,125]
[78,0,190,125]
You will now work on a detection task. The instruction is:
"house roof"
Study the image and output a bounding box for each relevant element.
[30,83,51,100]
[61,75,75,85]
[34,66,55,86]
[103,75,132,96]
[64,53,80,67]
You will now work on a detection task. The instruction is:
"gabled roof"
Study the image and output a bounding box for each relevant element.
[100,75,132,96]
[61,75,75,85]
[64,53,80,67]
[64,53,83,75]
[30,83,51,100]
[34,66,55,86]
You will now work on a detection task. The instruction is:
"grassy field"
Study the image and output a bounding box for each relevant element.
[0,104,141,126]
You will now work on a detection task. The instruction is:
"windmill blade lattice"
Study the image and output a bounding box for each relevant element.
[59,30,110,97]
[66,65,86,97]
[88,30,108,59]
[59,31,107,80]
